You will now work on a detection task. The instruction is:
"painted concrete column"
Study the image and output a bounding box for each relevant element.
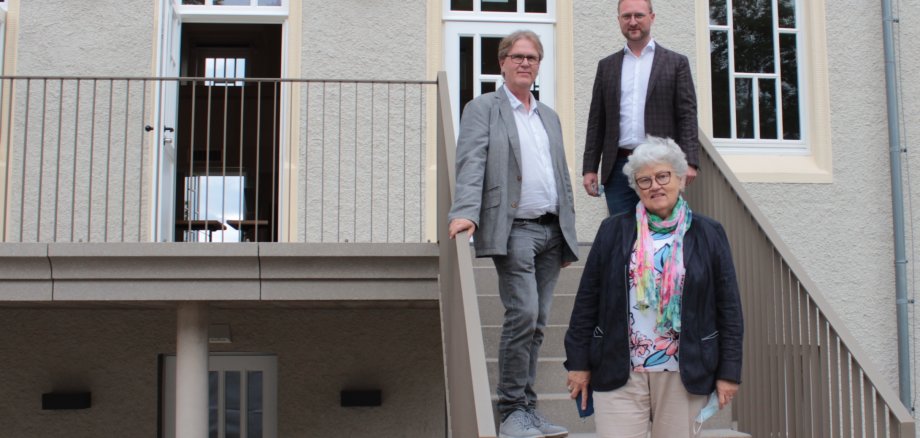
[176,302,209,438]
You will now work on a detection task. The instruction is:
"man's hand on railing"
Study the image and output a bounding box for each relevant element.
[448,218,476,239]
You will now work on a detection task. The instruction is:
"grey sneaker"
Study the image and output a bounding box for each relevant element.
[499,409,543,438]
[529,408,568,438]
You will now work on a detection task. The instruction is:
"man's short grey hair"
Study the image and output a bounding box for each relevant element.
[623,136,689,192]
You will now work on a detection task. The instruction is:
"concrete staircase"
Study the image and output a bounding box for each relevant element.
[474,243,750,437]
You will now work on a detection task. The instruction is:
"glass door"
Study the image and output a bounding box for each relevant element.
[163,354,278,438]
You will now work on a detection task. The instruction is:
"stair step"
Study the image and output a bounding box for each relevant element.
[482,324,569,358]
[478,293,576,326]
[568,430,751,438]
[474,265,583,296]
[485,357,568,394]
[700,429,752,438]
[468,244,594,267]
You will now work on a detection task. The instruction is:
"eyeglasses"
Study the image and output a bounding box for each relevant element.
[506,54,540,65]
[635,171,672,190]
[619,12,648,22]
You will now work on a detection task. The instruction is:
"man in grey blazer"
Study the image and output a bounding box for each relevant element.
[448,30,578,438]
[583,0,700,216]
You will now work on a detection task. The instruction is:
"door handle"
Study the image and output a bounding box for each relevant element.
[144,125,175,133]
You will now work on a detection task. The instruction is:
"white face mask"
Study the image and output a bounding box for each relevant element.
[693,391,720,434]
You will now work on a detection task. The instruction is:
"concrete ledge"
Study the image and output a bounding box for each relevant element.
[0,243,52,300]
[0,242,439,302]
[261,279,438,301]
[260,243,439,279]
[260,243,439,300]
[49,243,261,300]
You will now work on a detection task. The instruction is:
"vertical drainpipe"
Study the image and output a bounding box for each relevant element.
[881,0,912,409]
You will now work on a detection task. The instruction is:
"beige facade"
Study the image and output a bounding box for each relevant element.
[0,0,918,435]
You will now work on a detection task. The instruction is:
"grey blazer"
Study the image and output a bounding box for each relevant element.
[448,89,579,263]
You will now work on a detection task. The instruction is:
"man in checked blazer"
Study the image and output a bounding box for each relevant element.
[448,30,578,438]
[583,0,700,216]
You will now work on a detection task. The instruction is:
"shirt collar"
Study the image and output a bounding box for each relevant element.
[623,39,656,57]
[502,84,538,115]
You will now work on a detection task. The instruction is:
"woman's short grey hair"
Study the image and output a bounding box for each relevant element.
[622,136,689,192]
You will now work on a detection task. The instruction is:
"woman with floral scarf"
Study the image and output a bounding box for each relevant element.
[564,136,743,438]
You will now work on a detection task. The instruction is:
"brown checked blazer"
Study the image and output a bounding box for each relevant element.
[582,43,700,185]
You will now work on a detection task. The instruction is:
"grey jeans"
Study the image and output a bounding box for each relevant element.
[492,220,564,419]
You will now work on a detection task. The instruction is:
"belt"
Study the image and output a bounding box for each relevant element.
[617,147,635,158]
[515,213,558,225]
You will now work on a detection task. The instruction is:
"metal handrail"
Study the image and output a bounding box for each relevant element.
[686,132,915,437]
[0,75,434,243]
[435,71,497,437]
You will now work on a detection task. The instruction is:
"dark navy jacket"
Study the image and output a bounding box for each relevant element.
[564,212,743,395]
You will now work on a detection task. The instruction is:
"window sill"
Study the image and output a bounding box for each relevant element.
[718,153,832,183]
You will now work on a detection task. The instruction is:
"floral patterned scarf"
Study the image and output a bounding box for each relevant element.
[632,196,692,334]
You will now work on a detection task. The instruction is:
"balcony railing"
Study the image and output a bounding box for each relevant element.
[686,133,915,437]
[0,75,435,243]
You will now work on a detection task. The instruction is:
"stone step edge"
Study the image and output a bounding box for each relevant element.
[491,392,577,401]
[477,293,578,297]
[485,357,566,362]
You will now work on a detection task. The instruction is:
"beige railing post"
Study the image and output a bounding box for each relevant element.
[436,71,497,438]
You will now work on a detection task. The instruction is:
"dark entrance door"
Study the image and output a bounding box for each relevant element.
[174,23,282,242]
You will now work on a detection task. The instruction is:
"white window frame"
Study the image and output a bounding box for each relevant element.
[696,0,832,182]
[162,354,278,438]
[443,0,555,23]
[708,0,806,154]
[0,6,6,73]
[443,3,556,134]
[177,0,289,24]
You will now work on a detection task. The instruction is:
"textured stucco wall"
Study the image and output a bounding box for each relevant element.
[300,0,427,80]
[295,0,429,242]
[8,0,157,241]
[0,306,445,438]
[14,0,155,76]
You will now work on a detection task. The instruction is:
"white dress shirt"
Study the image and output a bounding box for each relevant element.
[619,40,656,148]
[503,85,558,219]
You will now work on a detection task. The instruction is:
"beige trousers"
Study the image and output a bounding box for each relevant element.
[594,371,709,438]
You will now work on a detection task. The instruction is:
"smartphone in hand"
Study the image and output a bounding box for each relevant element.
[575,386,594,418]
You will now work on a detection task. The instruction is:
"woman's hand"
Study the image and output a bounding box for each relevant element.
[567,370,591,410]
[716,379,739,409]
